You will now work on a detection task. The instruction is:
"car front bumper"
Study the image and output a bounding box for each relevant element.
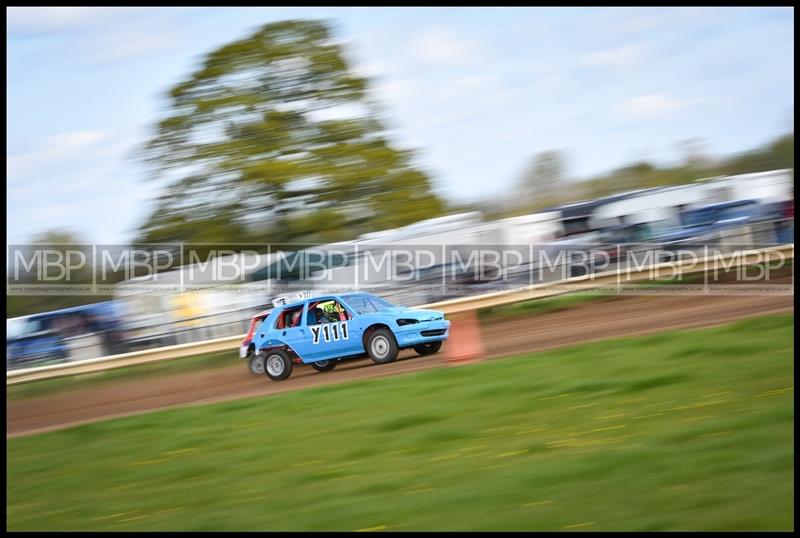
[394,319,451,348]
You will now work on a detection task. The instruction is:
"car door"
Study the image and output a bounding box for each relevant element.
[277,303,316,362]
[305,298,362,361]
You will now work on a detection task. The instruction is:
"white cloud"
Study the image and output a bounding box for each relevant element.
[351,60,388,79]
[7,130,111,179]
[6,129,154,244]
[410,27,486,67]
[373,78,421,104]
[619,93,692,120]
[7,8,180,65]
[583,43,649,68]
[82,30,178,65]
[6,7,136,35]
[436,75,494,99]
[49,130,110,148]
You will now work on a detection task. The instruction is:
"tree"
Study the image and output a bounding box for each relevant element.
[29,230,84,245]
[516,150,566,208]
[137,19,444,247]
[722,133,793,176]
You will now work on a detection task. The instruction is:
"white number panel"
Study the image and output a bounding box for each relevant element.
[310,322,349,344]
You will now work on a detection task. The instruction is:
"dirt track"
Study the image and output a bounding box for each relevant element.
[7,293,794,438]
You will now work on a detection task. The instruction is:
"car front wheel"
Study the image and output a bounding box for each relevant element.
[263,350,293,381]
[413,341,442,356]
[367,328,399,365]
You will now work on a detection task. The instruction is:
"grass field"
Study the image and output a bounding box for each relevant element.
[6,314,794,531]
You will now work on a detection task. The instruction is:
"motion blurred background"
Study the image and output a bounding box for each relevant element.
[6,6,794,366]
[5,6,795,532]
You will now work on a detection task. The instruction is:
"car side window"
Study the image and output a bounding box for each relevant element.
[276,306,304,329]
[345,296,365,313]
[309,300,351,325]
[345,295,377,314]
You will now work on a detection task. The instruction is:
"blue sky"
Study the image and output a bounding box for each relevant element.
[6,7,794,245]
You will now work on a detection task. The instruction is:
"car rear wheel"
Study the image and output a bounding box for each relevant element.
[248,352,265,375]
[413,341,442,356]
[367,328,399,365]
[263,350,293,381]
[311,360,337,372]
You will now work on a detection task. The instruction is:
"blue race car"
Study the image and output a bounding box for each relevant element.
[251,292,450,381]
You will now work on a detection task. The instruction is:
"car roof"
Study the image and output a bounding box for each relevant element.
[275,293,345,310]
[340,292,378,299]
[276,292,382,311]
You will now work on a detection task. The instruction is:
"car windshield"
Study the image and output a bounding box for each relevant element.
[343,294,394,313]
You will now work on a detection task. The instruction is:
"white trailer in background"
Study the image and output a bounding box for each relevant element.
[588,184,708,230]
[310,213,485,283]
[587,169,794,232]
[308,211,567,304]
[697,169,793,204]
[355,210,563,250]
[358,211,486,246]
[472,211,564,246]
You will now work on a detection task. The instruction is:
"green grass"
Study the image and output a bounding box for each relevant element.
[6,314,794,531]
[7,350,237,401]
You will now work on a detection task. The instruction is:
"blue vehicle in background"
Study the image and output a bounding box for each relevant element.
[655,199,766,248]
[250,292,450,381]
[6,301,125,369]
[6,315,68,368]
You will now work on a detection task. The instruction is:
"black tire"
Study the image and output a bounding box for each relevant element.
[413,341,442,356]
[311,360,337,372]
[263,349,293,381]
[366,328,399,365]
[248,352,265,375]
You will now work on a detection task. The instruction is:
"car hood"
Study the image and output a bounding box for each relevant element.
[380,307,445,321]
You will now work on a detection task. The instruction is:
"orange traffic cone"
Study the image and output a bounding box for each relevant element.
[443,309,485,364]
